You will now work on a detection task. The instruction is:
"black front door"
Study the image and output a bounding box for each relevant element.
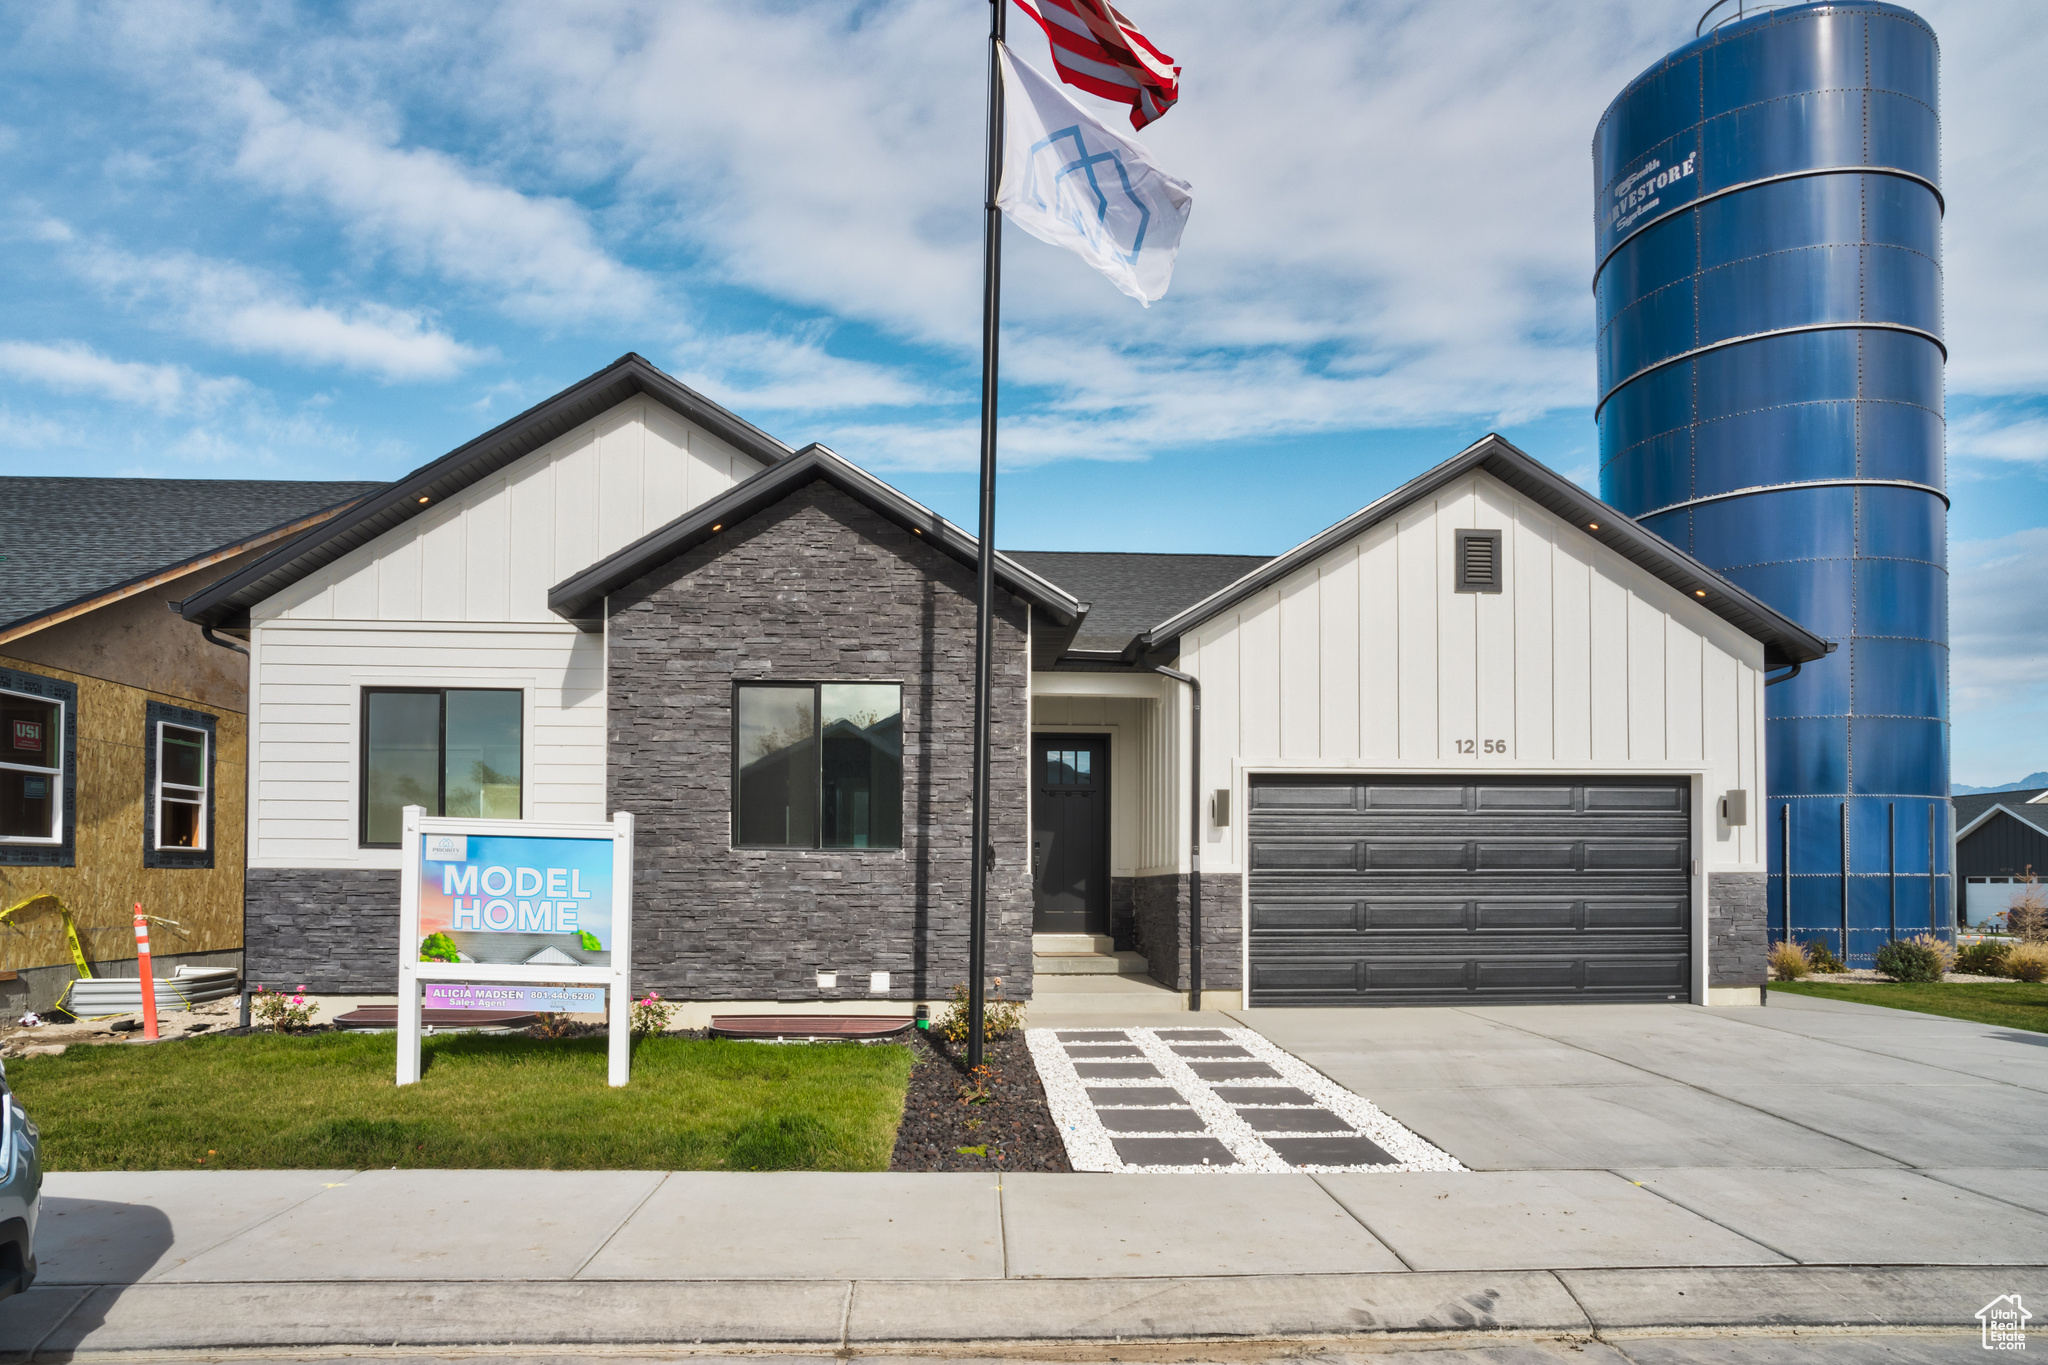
[1032,735,1110,934]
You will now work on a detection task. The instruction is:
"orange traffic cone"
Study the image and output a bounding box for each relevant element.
[134,905,159,1042]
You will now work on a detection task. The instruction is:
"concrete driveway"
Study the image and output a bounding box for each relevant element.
[1227,992,2048,1267]
[1228,992,2048,1171]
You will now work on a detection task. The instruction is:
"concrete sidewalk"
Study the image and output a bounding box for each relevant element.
[4,1167,2041,1353]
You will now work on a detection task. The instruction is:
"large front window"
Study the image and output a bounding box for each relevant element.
[0,689,61,843]
[361,688,523,846]
[734,682,902,849]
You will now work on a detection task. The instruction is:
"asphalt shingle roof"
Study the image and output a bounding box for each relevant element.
[1006,551,1272,652]
[0,476,383,631]
[1956,788,2048,831]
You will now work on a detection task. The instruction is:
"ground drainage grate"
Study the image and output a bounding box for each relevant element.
[1027,1025,1466,1174]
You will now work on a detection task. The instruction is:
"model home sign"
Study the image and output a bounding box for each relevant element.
[397,806,635,1085]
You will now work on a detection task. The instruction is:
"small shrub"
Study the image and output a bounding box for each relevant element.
[629,990,674,1039]
[2004,941,2048,983]
[529,1012,577,1039]
[958,1062,1000,1105]
[1956,940,2012,977]
[1912,931,1955,973]
[251,985,316,1033]
[1875,936,1945,983]
[1802,939,1846,974]
[938,979,1026,1045]
[1768,940,1810,980]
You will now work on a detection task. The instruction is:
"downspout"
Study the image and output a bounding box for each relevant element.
[180,604,252,1024]
[1766,639,1836,686]
[1143,661,1201,1012]
[169,600,251,657]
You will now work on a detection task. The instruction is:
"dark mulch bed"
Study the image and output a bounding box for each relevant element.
[889,1028,1070,1173]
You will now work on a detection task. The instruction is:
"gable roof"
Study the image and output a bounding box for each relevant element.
[1007,552,1271,653]
[1956,798,2048,844]
[1955,787,2048,831]
[1140,434,1834,670]
[179,354,794,629]
[1,477,381,641]
[548,443,1084,626]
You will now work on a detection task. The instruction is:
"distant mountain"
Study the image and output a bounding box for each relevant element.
[1954,772,2048,796]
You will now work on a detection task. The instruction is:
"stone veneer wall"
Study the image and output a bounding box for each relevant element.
[244,867,400,993]
[1108,877,1137,953]
[607,480,1034,1003]
[1131,872,1244,992]
[1708,870,1768,986]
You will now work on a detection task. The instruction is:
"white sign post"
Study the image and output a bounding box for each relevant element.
[396,805,635,1087]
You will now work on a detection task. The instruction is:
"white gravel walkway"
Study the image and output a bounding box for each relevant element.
[1027,1025,1464,1174]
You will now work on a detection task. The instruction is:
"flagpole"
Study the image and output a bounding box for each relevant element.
[966,0,1007,1073]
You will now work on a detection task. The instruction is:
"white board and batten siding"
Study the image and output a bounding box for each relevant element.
[1181,470,1766,877]
[247,398,767,870]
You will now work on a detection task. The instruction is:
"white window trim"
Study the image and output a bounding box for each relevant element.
[153,720,209,853]
[0,686,64,846]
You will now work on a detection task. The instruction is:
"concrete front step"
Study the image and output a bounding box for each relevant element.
[1027,973,1191,1015]
[1031,933,1114,955]
[1032,950,1149,977]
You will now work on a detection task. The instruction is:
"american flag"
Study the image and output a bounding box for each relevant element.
[1011,0,1180,130]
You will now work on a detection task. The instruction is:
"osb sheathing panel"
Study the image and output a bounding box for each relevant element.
[0,654,245,971]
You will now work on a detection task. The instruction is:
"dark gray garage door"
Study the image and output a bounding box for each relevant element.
[1247,774,1691,1007]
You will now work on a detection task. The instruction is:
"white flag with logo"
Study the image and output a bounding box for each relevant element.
[996,46,1194,305]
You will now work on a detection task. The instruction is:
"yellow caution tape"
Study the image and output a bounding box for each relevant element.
[0,893,95,981]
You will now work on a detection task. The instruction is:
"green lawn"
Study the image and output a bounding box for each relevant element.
[9,1031,914,1171]
[1771,979,2048,1034]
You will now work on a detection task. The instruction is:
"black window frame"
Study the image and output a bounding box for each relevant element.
[1454,528,1503,594]
[0,665,76,867]
[358,686,524,848]
[731,680,903,852]
[143,701,218,869]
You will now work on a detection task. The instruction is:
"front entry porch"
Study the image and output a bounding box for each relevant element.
[1029,678,1194,1006]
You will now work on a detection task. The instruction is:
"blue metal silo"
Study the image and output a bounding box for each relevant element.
[1593,1,1950,965]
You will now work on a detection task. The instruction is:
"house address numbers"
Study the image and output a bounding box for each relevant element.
[1455,739,1508,754]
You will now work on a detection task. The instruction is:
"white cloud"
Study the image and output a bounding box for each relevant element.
[403,0,1672,456]
[0,407,68,449]
[59,234,485,381]
[217,72,655,322]
[0,340,244,414]
[21,0,2048,471]
[1950,523,2048,785]
[472,0,2048,454]
[1952,410,2048,466]
[666,330,935,416]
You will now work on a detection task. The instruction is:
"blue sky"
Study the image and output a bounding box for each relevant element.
[1,1,2043,786]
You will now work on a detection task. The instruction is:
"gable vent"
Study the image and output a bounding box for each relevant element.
[1455,529,1502,593]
